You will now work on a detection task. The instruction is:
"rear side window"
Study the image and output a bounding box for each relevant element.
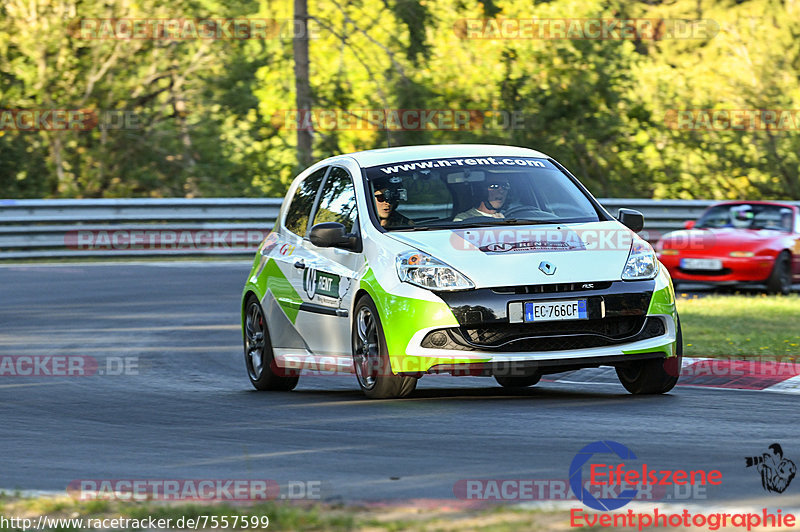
[284,167,328,236]
[312,167,358,234]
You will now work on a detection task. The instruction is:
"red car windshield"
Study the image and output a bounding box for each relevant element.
[696,203,794,232]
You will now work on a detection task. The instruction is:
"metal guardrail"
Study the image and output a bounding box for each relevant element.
[1,198,796,260]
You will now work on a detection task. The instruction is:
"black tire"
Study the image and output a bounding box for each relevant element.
[243,295,299,391]
[494,374,541,388]
[766,252,792,295]
[352,295,417,399]
[616,318,683,394]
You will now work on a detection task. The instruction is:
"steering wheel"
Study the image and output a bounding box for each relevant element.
[501,205,560,220]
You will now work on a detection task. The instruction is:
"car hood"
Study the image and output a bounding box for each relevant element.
[384,221,636,288]
[659,227,784,251]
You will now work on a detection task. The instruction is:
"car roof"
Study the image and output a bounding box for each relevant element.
[329,144,550,168]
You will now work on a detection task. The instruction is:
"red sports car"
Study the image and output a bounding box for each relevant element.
[656,201,800,294]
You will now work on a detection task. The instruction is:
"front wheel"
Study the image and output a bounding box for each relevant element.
[352,295,417,399]
[243,295,299,391]
[616,319,682,394]
[766,252,792,295]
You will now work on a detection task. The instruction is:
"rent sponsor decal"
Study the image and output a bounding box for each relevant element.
[374,156,549,175]
[303,267,341,302]
[450,227,636,253]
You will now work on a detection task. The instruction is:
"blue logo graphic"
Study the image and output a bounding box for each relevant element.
[569,440,639,511]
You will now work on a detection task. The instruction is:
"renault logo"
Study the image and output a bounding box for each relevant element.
[539,261,556,275]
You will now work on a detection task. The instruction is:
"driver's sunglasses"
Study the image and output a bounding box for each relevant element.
[374,193,390,203]
[487,183,510,190]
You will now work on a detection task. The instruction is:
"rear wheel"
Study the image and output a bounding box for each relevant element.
[494,374,541,388]
[243,295,299,391]
[766,252,792,295]
[616,318,682,394]
[352,295,417,399]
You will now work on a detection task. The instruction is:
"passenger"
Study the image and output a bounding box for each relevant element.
[780,210,794,231]
[453,179,510,221]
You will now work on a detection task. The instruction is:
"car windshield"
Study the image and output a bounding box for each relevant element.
[363,156,601,230]
[695,203,794,232]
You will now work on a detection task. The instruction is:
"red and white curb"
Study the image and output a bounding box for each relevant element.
[545,357,800,394]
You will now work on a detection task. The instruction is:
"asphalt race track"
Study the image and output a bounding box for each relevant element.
[1,262,799,508]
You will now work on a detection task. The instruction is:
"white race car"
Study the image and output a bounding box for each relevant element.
[241,145,681,398]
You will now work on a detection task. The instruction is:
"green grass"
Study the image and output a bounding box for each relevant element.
[677,293,800,359]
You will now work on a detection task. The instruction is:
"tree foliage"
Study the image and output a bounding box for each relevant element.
[1,0,799,199]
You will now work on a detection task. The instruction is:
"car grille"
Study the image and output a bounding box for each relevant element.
[491,281,613,294]
[421,316,666,352]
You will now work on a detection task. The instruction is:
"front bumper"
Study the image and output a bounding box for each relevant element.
[659,255,774,283]
[380,274,678,375]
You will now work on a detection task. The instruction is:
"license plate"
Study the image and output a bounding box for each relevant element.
[524,299,588,322]
[680,258,723,270]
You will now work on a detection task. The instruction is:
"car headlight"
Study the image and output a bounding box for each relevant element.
[622,236,659,280]
[396,251,474,291]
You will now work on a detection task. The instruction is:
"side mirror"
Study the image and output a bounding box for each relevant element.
[684,220,695,230]
[617,208,644,233]
[309,222,361,252]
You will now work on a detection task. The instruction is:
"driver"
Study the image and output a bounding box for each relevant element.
[373,178,413,228]
[454,178,510,221]
[728,205,754,228]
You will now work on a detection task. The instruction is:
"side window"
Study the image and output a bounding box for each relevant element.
[311,167,357,234]
[284,167,328,237]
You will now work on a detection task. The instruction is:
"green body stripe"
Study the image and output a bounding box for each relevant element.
[359,268,490,372]
[622,282,679,357]
[245,258,300,323]
[647,284,676,316]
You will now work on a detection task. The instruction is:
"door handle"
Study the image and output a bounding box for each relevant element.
[293,260,306,270]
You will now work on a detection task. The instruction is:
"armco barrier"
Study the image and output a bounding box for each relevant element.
[1,198,794,260]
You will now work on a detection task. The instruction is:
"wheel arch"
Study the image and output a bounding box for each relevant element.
[241,289,261,332]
